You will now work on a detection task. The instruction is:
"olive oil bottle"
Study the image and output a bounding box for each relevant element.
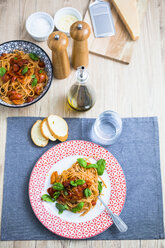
[67,66,96,111]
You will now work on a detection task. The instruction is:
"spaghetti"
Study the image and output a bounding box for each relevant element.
[0,50,48,105]
[42,157,106,216]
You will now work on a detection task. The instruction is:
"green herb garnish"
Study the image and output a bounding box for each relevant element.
[41,194,55,202]
[84,188,92,198]
[71,202,84,213]
[31,74,35,78]
[22,66,28,75]
[86,164,98,169]
[96,159,106,176]
[31,77,38,87]
[77,157,106,176]
[76,179,86,185]
[14,57,18,60]
[77,158,87,168]
[29,53,39,61]
[86,159,106,175]
[64,190,68,196]
[53,182,65,191]
[98,181,103,194]
[70,181,77,187]
[39,69,43,73]
[56,203,69,214]
[70,179,85,187]
[0,67,6,77]
[53,191,60,201]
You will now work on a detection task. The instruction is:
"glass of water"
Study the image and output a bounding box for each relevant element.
[91,110,122,145]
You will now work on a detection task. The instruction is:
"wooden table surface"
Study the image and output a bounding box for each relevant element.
[0,0,165,247]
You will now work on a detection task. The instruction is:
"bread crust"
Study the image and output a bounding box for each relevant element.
[40,119,49,139]
[31,120,49,147]
[40,118,56,141]
[47,115,68,142]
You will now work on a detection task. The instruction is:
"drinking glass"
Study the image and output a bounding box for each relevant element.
[91,110,122,145]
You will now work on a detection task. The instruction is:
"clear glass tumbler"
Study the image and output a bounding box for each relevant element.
[91,110,122,145]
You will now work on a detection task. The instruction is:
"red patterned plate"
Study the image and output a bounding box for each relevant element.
[29,140,126,239]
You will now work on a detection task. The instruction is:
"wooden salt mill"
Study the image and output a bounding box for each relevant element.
[70,21,91,69]
[47,31,70,79]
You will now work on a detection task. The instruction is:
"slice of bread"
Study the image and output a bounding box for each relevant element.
[40,118,56,141]
[31,120,49,147]
[47,115,68,142]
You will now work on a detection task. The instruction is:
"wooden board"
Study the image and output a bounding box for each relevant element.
[84,0,148,64]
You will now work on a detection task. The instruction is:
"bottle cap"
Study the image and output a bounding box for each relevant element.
[76,66,89,82]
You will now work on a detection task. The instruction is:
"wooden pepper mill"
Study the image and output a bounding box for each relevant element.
[70,21,91,69]
[47,31,70,79]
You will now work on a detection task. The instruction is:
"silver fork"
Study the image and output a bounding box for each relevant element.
[98,196,128,232]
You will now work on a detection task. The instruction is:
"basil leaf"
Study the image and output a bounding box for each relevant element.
[70,180,77,187]
[14,57,18,60]
[70,179,85,187]
[71,202,84,213]
[29,53,39,61]
[64,190,68,196]
[96,159,106,176]
[75,179,85,185]
[98,181,102,194]
[53,191,60,201]
[53,182,65,191]
[22,66,28,75]
[56,203,68,214]
[77,158,87,168]
[41,194,55,202]
[31,74,35,78]
[31,77,38,87]
[84,188,92,198]
[86,164,98,169]
[39,69,43,74]
[0,67,6,77]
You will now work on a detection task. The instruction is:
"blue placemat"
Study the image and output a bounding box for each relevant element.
[1,117,164,240]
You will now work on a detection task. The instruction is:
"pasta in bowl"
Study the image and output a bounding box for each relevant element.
[0,40,53,107]
[41,157,107,216]
[29,140,126,239]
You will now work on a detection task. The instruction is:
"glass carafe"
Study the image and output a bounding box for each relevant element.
[67,66,96,111]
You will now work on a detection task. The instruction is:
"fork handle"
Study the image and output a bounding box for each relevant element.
[98,196,128,232]
[109,211,128,232]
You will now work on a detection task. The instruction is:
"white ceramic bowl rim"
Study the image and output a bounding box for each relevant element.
[54,7,82,34]
[26,11,54,38]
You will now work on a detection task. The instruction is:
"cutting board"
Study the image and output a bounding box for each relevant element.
[84,0,148,64]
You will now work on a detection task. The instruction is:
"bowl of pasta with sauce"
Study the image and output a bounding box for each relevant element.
[29,140,127,239]
[0,40,53,108]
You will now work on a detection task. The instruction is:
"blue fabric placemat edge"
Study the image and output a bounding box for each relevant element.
[1,116,164,240]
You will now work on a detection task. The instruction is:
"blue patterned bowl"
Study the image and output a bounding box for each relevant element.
[0,40,53,108]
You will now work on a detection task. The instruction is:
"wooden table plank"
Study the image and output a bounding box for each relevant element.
[0,0,165,247]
